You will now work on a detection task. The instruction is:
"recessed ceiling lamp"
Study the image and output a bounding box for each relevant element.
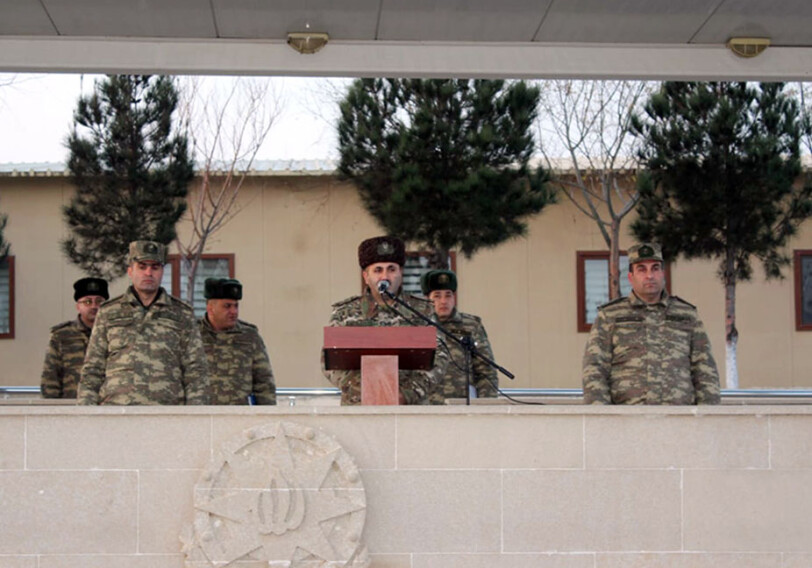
[726,37,770,58]
[287,32,329,54]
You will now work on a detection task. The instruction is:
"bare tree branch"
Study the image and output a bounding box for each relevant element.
[175,76,284,305]
[536,79,656,299]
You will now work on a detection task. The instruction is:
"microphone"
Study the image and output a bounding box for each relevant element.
[377,280,390,294]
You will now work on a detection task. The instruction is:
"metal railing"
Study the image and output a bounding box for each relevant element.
[3,385,812,401]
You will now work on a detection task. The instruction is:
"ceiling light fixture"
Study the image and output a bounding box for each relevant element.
[287,32,329,54]
[726,37,770,58]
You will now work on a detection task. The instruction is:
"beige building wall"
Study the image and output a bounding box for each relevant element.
[2,171,812,390]
[0,404,811,567]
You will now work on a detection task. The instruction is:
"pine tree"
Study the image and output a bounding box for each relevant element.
[0,207,9,262]
[337,78,555,266]
[62,75,193,279]
[631,82,812,388]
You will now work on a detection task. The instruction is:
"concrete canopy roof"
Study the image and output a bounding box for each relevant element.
[0,0,811,80]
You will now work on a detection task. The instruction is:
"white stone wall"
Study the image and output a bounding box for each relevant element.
[0,405,811,567]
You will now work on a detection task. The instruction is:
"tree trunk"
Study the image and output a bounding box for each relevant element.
[608,219,622,300]
[427,248,450,269]
[724,255,739,389]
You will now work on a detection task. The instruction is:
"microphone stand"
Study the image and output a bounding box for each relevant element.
[380,286,514,406]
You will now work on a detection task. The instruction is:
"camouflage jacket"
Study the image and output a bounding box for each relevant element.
[581,291,721,405]
[40,316,92,398]
[199,316,276,405]
[428,309,498,404]
[323,290,448,405]
[77,287,209,405]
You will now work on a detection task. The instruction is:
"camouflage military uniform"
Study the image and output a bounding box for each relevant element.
[199,316,276,405]
[40,317,92,398]
[428,309,498,404]
[581,291,721,405]
[324,290,448,405]
[77,287,209,405]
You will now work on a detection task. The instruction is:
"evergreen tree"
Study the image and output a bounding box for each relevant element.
[631,82,812,388]
[337,78,554,265]
[62,75,193,279]
[0,206,9,262]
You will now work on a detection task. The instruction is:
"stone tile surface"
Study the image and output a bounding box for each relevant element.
[368,554,413,568]
[503,470,682,552]
[413,553,594,567]
[0,471,137,554]
[596,552,781,567]
[39,555,182,568]
[212,414,397,470]
[397,414,583,469]
[769,416,812,469]
[362,470,501,553]
[684,470,812,552]
[782,553,812,567]
[26,415,211,470]
[139,469,200,553]
[0,557,37,568]
[586,414,769,469]
[0,416,25,470]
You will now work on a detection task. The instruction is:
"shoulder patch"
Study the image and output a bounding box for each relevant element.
[50,320,73,333]
[671,295,697,310]
[408,294,432,305]
[167,294,195,312]
[237,319,258,331]
[459,312,482,324]
[599,297,627,310]
[332,295,361,308]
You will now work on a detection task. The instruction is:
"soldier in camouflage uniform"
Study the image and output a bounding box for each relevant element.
[323,236,448,405]
[199,278,276,405]
[77,241,209,405]
[581,242,721,405]
[40,277,109,398]
[421,269,498,404]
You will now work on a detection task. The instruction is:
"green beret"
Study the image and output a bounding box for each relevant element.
[73,277,109,301]
[204,278,243,300]
[358,236,405,269]
[128,240,167,264]
[421,269,457,295]
[628,242,664,265]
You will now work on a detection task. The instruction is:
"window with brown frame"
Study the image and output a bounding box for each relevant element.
[793,250,812,330]
[576,251,671,333]
[0,256,15,339]
[161,253,235,317]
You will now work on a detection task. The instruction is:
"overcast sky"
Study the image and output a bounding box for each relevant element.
[0,73,345,165]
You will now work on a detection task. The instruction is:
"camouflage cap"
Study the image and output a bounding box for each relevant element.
[358,236,405,269]
[628,242,664,265]
[128,240,167,265]
[204,278,243,300]
[73,277,109,301]
[421,269,457,295]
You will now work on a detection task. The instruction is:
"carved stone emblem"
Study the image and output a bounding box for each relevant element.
[182,421,369,567]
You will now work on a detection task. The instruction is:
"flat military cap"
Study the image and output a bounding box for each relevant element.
[128,240,167,265]
[421,269,458,295]
[628,242,664,265]
[204,278,243,300]
[358,236,405,269]
[73,277,109,301]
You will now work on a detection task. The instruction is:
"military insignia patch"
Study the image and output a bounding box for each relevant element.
[377,242,394,255]
[438,274,449,285]
[639,245,653,258]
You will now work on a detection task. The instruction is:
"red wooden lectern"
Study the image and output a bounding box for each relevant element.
[323,326,437,405]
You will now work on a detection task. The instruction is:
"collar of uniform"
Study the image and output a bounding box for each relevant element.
[361,288,406,317]
[629,289,669,308]
[435,307,461,323]
[201,314,241,333]
[128,285,166,309]
[75,315,92,334]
